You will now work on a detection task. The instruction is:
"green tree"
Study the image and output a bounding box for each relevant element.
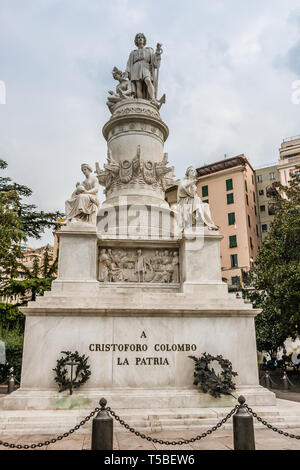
[247,171,300,355]
[0,302,25,336]
[5,249,58,302]
[0,162,25,289]
[0,159,62,238]
[0,159,62,301]
[41,244,53,278]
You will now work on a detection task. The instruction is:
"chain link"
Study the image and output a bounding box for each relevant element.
[245,404,300,440]
[2,398,299,449]
[0,407,100,449]
[106,404,239,445]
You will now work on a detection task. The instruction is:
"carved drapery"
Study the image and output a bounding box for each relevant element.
[95,147,174,196]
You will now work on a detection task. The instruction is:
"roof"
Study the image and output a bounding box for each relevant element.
[196,154,254,176]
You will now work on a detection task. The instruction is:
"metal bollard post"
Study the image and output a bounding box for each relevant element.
[7,367,15,394]
[265,370,271,388]
[91,398,113,450]
[233,396,255,450]
[282,371,289,391]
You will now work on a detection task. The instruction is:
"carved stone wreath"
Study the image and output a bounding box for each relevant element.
[53,350,91,393]
[189,353,238,398]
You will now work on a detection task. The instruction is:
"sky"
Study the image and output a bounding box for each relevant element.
[0,0,300,246]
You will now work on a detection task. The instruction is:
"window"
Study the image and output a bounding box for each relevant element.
[228,212,235,225]
[248,215,251,227]
[259,189,264,196]
[226,178,233,191]
[262,224,268,232]
[227,193,234,204]
[253,192,256,202]
[246,194,249,205]
[254,206,257,216]
[245,180,248,192]
[203,199,209,204]
[269,172,275,180]
[256,224,259,236]
[229,235,237,248]
[251,175,254,185]
[257,175,263,183]
[202,185,208,197]
[260,205,265,212]
[231,276,241,286]
[231,254,238,268]
[250,236,253,249]
[268,204,275,215]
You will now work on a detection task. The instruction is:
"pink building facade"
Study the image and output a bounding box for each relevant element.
[196,155,260,287]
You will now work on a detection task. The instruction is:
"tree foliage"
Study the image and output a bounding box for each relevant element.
[246,171,300,355]
[0,302,25,335]
[9,247,58,301]
[0,159,62,301]
[0,303,25,381]
[0,159,62,239]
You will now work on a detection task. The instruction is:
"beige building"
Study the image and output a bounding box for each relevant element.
[19,245,54,276]
[164,183,178,206]
[165,155,261,288]
[254,164,280,241]
[196,155,260,288]
[53,217,67,260]
[278,135,300,186]
[165,136,300,288]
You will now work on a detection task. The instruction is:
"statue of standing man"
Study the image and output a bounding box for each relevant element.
[125,33,163,106]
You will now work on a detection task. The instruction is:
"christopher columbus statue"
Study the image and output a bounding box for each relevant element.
[125,33,163,106]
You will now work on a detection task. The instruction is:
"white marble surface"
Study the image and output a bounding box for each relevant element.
[181,232,223,286]
[57,227,98,281]
[20,315,260,391]
[1,385,276,411]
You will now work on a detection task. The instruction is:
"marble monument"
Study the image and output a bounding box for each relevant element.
[2,33,275,413]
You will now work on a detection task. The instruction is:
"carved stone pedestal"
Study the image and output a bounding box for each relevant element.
[1,227,276,412]
[1,84,276,417]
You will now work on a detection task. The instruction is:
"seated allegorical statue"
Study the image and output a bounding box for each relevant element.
[65,163,100,225]
[106,67,133,113]
[177,166,219,231]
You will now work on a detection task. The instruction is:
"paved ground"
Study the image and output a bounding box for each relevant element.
[275,390,300,403]
[1,375,300,450]
[0,427,300,451]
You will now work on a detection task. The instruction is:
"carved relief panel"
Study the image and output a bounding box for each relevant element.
[98,247,180,284]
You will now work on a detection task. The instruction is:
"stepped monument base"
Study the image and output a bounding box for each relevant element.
[1,33,276,420]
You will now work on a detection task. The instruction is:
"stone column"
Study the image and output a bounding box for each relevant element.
[102,98,169,208]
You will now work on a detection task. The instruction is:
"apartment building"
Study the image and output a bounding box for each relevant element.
[255,164,280,241]
[278,135,300,186]
[196,155,260,287]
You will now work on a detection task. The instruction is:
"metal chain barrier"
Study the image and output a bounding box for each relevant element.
[284,374,297,388]
[260,372,280,387]
[1,397,300,449]
[106,404,239,445]
[0,406,100,449]
[245,404,300,440]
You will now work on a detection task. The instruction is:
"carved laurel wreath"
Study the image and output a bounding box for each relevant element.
[189,353,238,398]
[53,351,91,393]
